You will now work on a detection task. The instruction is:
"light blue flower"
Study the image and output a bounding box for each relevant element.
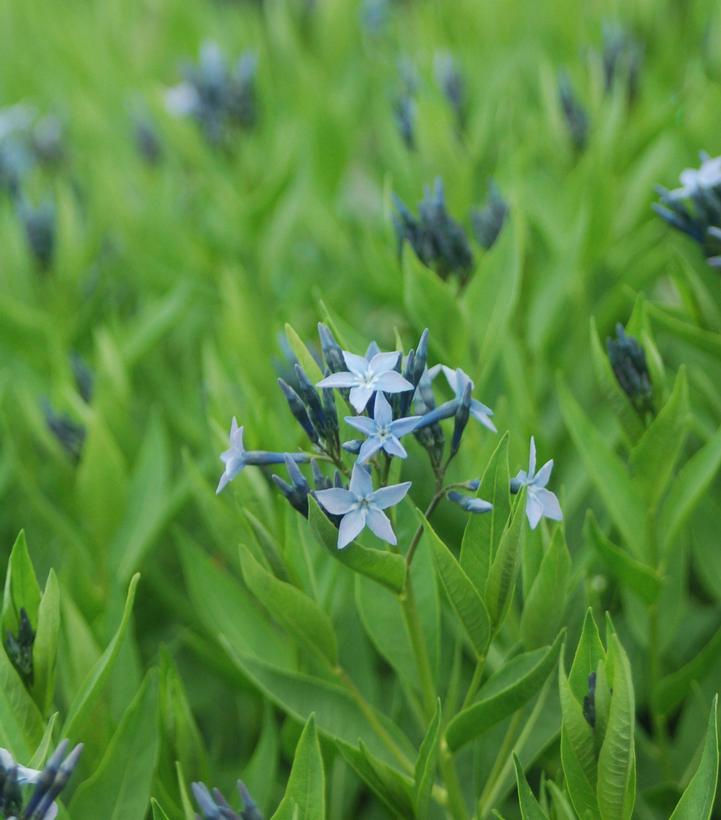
[511,436,562,529]
[345,392,420,463]
[216,417,309,494]
[317,348,413,412]
[315,463,411,549]
[429,365,496,432]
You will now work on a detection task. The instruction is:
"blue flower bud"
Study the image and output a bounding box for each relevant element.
[447,490,492,514]
[606,323,654,417]
[472,182,508,250]
[318,323,346,373]
[450,380,472,457]
[18,198,56,271]
[278,378,320,444]
[342,439,362,454]
[4,607,34,687]
[294,364,327,437]
[558,71,588,153]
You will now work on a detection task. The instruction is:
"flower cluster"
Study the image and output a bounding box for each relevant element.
[606,323,654,418]
[434,51,466,135]
[217,325,563,546]
[4,608,35,687]
[653,152,721,267]
[0,740,83,820]
[393,178,509,284]
[166,41,258,147]
[192,780,262,820]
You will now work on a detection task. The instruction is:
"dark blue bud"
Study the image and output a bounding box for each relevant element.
[278,378,320,444]
[583,671,596,728]
[238,780,264,820]
[18,199,56,271]
[318,323,345,373]
[311,459,331,490]
[294,364,327,435]
[472,182,508,250]
[606,323,654,417]
[447,490,493,514]
[464,478,481,491]
[450,381,472,457]
[342,439,362,454]
[558,72,588,152]
[510,477,522,494]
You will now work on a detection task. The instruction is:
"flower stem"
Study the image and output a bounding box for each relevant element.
[439,738,469,820]
[405,486,445,569]
[477,711,524,816]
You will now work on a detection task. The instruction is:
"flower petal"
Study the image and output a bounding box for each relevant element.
[373,391,393,427]
[358,436,384,463]
[374,371,414,393]
[370,480,412,510]
[535,488,563,521]
[525,492,544,529]
[382,436,408,459]
[465,498,493,514]
[338,508,367,549]
[315,487,357,515]
[317,371,358,389]
[389,416,421,436]
[532,459,554,489]
[440,365,459,392]
[366,508,397,545]
[470,402,497,432]
[344,415,378,436]
[343,351,369,376]
[349,462,374,497]
[349,385,374,412]
[368,351,401,375]
[528,436,537,477]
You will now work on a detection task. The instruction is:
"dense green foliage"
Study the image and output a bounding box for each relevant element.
[3,0,721,817]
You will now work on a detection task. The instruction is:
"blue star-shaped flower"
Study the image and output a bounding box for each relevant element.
[217,417,247,494]
[429,365,496,432]
[345,392,420,463]
[511,436,562,529]
[317,348,413,412]
[315,463,411,549]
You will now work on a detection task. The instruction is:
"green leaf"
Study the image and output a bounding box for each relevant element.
[653,624,721,716]
[0,645,44,758]
[272,715,326,820]
[338,740,415,817]
[584,512,662,605]
[1,530,42,634]
[224,644,415,771]
[70,670,160,820]
[596,634,636,820]
[240,548,337,666]
[568,609,606,703]
[445,631,564,751]
[28,712,59,768]
[513,753,550,820]
[558,379,647,556]
[416,508,491,656]
[285,323,324,383]
[109,413,172,583]
[32,569,61,715]
[521,527,571,649]
[629,366,689,508]
[414,700,441,818]
[151,799,171,820]
[589,318,645,444]
[243,703,279,815]
[308,497,406,594]
[460,432,511,594]
[659,423,721,552]
[484,490,526,629]
[63,573,140,741]
[648,304,721,359]
[669,695,719,819]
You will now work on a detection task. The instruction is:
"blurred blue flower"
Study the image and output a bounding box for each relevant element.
[511,437,562,529]
[192,779,262,820]
[317,349,413,412]
[447,490,492,514]
[315,463,411,549]
[472,182,508,250]
[429,365,496,432]
[345,392,419,462]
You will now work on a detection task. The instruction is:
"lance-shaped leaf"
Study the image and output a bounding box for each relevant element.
[151,799,171,820]
[243,702,278,814]
[597,634,636,820]
[460,433,511,594]
[32,569,61,715]
[558,380,646,557]
[272,715,326,820]
[652,623,721,716]
[629,366,688,509]
[446,630,564,751]
[285,323,324,383]
[1,530,42,634]
[308,497,406,594]
[568,610,606,702]
[659,423,721,553]
[240,548,338,666]
[63,573,140,742]
[584,512,661,605]
[484,489,526,629]
[669,695,719,819]
[521,527,571,649]
[416,508,491,656]
[414,700,441,818]
[338,740,415,818]
[514,754,549,820]
[70,670,160,820]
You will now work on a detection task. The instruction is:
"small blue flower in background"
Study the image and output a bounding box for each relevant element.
[345,392,420,463]
[192,779,262,820]
[511,437,562,529]
[315,463,411,549]
[668,153,721,200]
[216,418,310,494]
[317,349,413,412]
[428,365,496,432]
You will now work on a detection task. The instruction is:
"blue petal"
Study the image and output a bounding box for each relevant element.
[373,391,393,427]
[374,371,414,393]
[345,415,378,436]
[349,385,374,412]
[370,481,411,510]
[338,508,367,549]
[315,487,357,515]
[368,351,401,375]
[366,508,397,544]
[358,436,384,463]
[317,371,358,389]
[343,352,369,375]
[389,416,421,436]
[349,462,374,497]
[382,436,408,459]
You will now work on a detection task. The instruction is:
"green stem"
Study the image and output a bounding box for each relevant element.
[406,487,445,569]
[477,711,524,816]
[400,579,437,718]
[334,667,414,775]
[439,739,469,820]
[461,655,486,710]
